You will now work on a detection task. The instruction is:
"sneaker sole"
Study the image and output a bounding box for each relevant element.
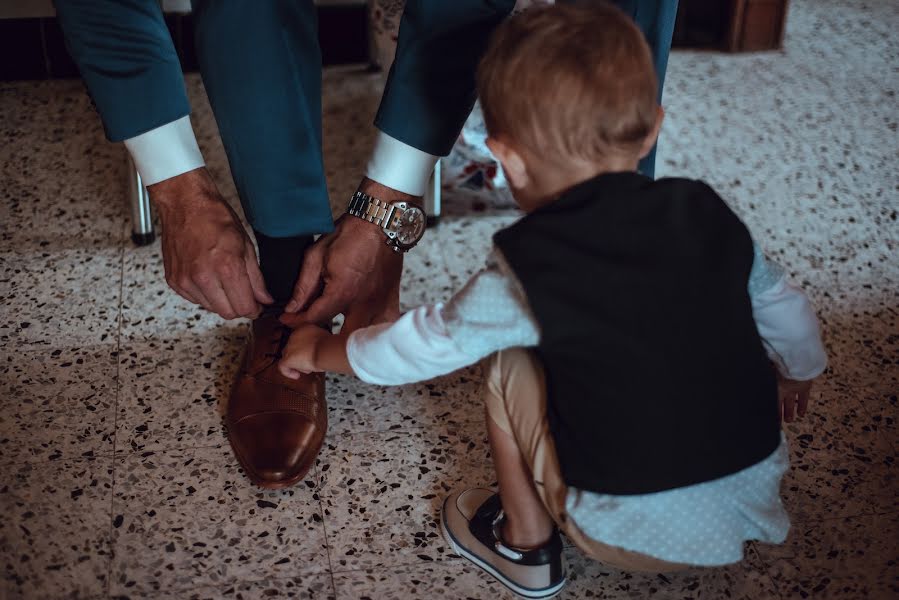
[440,498,566,600]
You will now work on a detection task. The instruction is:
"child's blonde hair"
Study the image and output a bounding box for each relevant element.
[477,1,659,165]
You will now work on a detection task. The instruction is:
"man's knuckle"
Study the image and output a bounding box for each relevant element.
[217,262,239,280]
[193,271,213,286]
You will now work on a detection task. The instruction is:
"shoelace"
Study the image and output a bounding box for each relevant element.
[261,309,293,361]
[261,314,331,362]
[262,325,291,360]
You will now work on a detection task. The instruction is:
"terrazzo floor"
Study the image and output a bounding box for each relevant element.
[1,0,897,598]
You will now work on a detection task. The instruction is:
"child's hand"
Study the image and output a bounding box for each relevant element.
[279,324,331,379]
[778,376,813,422]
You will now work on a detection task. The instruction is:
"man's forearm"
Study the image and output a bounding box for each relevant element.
[365,0,515,201]
[365,132,438,198]
[375,0,516,157]
[55,0,204,187]
[126,116,206,186]
[55,0,190,143]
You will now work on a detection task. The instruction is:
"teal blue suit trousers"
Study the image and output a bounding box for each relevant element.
[55,0,676,237]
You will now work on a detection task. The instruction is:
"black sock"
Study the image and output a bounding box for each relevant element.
[253,229,315,305]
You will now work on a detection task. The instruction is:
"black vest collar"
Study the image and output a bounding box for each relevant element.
[541,171,654,214]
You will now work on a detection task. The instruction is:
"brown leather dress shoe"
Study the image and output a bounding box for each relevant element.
[227,310,327,489]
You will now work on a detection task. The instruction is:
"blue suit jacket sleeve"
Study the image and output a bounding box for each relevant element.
[375,0,517,157]
[54,0,190,142]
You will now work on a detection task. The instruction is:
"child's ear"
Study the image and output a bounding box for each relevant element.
[486,136,530,189]
[638,106,665,160]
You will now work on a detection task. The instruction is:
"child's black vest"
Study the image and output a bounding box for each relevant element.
[493,172,780,495]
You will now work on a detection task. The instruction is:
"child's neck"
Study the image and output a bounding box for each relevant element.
[529,154,641,209]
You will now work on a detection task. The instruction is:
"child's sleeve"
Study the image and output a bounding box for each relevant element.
[749,244,827,380]
[346,248,540,385]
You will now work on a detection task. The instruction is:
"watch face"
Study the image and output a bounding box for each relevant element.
[395,206,426,247]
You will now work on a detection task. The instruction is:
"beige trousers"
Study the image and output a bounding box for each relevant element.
[484,348,687,573]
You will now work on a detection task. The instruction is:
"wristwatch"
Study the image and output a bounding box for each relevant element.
[346,190,427,253]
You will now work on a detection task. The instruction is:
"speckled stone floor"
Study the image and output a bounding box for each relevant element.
[1,0,897,599]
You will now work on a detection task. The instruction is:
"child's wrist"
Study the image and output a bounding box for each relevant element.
[315,331,352,374]
[310,329,332,370]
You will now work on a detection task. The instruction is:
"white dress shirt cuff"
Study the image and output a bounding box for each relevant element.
[366,132,439,197]
[123,115,206,186]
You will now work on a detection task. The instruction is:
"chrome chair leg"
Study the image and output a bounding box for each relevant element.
[127,156,155,246]
[424,160,441,227]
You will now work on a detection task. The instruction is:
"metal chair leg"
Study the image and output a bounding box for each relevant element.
[127,156,156,246]
[424,160,441,227]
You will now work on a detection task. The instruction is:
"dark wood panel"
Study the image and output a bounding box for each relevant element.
[728,0,789,52]
[674,0,789,52]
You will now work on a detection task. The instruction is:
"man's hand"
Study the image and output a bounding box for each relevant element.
[281,177,420,333]
[149,167,273,319]
[778,375,813,423]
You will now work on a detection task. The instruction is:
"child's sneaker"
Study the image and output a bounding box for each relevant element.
[440,488,566,599]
